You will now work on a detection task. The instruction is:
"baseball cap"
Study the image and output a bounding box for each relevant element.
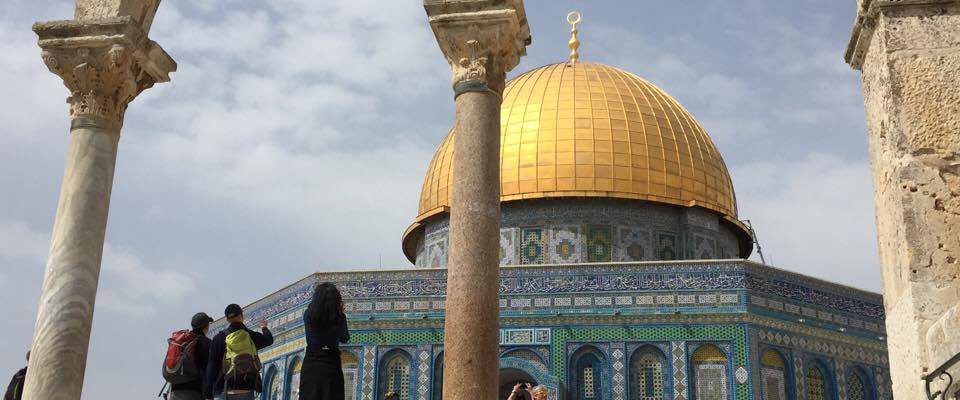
[224,303,243,317]
[191,312,214,329]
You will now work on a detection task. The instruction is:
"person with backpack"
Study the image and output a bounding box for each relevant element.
[164,312,214,400]
[204,304,273,400]
[3,351,28,400]
[298,282,350,400]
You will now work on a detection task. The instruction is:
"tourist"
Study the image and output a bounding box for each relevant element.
[507,383,547,400]
[168,313,214,400]
[2,351,28,400]
[384,392,399,400]
[299,282,351,400]
[528,385,548,400]
[204,304,274,400]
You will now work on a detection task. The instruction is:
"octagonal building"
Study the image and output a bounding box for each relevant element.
[213,60,890,400]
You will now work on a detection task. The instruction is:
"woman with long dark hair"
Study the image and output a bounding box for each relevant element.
[299,282,350,400]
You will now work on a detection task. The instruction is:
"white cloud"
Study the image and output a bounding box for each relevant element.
[733,153,881,290]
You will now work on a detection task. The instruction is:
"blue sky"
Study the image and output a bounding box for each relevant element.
[0,0,878,397]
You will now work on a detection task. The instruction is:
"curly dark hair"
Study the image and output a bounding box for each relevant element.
[304,282,344,329]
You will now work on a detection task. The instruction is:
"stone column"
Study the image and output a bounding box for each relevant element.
[25,2,175,399]
[844,0,960,397]
[423,1,529,399]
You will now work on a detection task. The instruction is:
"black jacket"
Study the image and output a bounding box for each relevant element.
[203,322,273,398]
[3,367,26,400]
[171,328,212,392]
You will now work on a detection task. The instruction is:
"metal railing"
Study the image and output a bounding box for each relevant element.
[926,352,960,400]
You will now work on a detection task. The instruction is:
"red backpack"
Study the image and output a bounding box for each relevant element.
[162,330,201,384]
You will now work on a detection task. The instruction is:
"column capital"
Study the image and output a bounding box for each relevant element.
[425,0,531,95]
[33,16,176,131]
[844,0,959,70]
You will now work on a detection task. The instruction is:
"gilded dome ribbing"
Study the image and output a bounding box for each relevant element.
[416,62,738,222]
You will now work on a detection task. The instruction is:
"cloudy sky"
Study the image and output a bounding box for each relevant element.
[0,0,879,397]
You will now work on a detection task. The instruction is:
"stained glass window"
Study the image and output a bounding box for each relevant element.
[630,348,664,400]
[572,349,606,400]
[584,367,596,398]
[760,350,786,400]
[848,370,867,400]
[806,366,826,400]
[691,345,728,400]
[384,353,411,400]
[288,357,303,400]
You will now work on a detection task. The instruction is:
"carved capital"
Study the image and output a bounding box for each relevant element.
[427,3,531,95]
[33,17,176,131]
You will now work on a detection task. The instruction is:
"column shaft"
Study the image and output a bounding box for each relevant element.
[442,81,504,400]
[25,120,119,400]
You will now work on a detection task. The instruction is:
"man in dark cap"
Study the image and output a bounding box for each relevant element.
[169,312,214,400]
[204,304,273,400]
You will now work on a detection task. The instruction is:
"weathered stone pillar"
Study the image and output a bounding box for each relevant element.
[845,0,960,397]
[25,2,174,398]
[423,1,529,398]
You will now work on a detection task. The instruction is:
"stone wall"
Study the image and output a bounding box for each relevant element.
[849,1,960,396]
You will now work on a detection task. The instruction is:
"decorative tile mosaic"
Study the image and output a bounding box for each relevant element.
[756,329,885,365]
[521,228,546,264]
[671,341,688,400]
[656,232,680,260]
[618,227,652,262]
[363,347,376,400]
[549,226,581,264]
[417,348,431,400]
[586,225,614,262]
[693,234,718,260]
[611,343,626,400]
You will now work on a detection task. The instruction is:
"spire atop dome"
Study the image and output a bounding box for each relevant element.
[567,11,581,64]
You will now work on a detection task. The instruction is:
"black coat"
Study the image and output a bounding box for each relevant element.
[3,367,26,400]
[203,322,273,399]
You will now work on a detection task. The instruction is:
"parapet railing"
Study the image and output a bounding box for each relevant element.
[926,352,960,400]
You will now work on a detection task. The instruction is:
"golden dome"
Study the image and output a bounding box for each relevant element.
[404,61,744,259]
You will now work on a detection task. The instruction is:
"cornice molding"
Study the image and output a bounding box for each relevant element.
[845,0,960,70]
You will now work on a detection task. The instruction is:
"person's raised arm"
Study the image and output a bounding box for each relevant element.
[507,383,523,400]
[250,319,274,349]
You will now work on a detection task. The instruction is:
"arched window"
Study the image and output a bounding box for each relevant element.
[690,344,728,400]
[288,357,303,400]
[805,362,832,400]
[846,367,872,400]
[342,351,359,400]
[629,346,666,400]
[264,366,282,400]
[380,350,412,400]
[433,353,443,400]
[571,346,607,400]
[760,349,788,400]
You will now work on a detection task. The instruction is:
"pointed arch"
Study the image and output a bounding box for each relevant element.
[379,349,413,400]
[760,349,788,400]
[263,364,282,400]
[287,356,303,400]
[846,366,873,400]
[804,360,834,400]
[690,344,729,400]
[570,345,608,400]
[433,352,444,400]
[629,345,667,400]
